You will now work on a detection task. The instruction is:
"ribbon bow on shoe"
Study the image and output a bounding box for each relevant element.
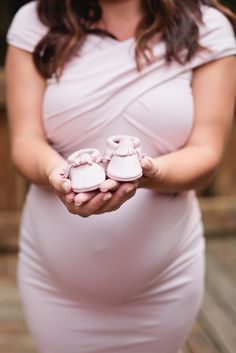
[66,149,106,193]
[103,135,143,182]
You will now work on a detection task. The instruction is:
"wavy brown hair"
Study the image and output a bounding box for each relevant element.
[33,0,236,78]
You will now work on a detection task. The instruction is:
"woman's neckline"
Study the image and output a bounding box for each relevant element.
[87,33,135,45]
[87,25,136,45]
[108,35,135,44]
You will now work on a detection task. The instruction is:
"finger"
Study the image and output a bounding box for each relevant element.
[52,175,71,194]
[95,183,137,214]
[65,192,76,203]
[141,157,159,178]
[99,179,121,192]
[75,192,113,217]
[74,191,99,206]
[100,178,139,192]
[49,166,72,194]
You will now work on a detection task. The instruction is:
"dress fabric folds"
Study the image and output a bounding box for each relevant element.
[7,2,236,353]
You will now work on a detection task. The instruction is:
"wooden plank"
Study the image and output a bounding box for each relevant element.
[4,254,18,278]
[207,237,236,278]
[199,196,236,236]
[0,271,37,353]
[0,111,28,211]
[200,289,236,353]
[187,321,222,353]
[0,211,21,252]
[205,245,236,322]
[0,196,236,253]
[213,124,236,195]
[199,195,236,213]
[0,324,36,353]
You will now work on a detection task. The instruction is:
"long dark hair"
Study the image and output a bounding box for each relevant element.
[33,0,236,78]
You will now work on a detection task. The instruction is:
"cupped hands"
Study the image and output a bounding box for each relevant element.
[48,156,159,217]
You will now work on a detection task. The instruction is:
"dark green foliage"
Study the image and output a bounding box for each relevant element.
[223,1,236,11]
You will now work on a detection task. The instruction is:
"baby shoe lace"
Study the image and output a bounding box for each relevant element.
[64,151,103,179]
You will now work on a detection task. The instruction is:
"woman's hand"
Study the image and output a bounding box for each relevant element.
[138,156,160,189]
[48,163,139,217]
[72,179,138,217]
[89,156,160,214]
[48,156,160,218]
[48,161,75,203]
[141,156,159,178]
[78,155,159,217]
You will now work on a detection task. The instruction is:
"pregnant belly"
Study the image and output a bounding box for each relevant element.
[20,185,202,304]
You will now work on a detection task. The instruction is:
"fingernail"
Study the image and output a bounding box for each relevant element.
[103,193,112,201]
[75,197,84,206]
[126,186,135,194]
[100,187,108,193]
[142,160,149,168]
[62,182,70,192]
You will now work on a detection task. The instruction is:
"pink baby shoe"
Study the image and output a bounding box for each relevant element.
[104,135,143,182]
[66,149,106,193]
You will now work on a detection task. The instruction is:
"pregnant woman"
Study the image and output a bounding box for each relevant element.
[6,1,236,352]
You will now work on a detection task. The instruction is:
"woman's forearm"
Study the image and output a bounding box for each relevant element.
[11,135,222,193]
[140,145,220,193]
[11,135,65,187]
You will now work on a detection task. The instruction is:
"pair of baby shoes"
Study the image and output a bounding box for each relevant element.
[66,135,143,193]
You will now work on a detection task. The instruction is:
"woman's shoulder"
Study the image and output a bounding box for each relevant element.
[199,5,235,41]
[12,1,38,17]
[188,5,236,68]
[6,1,48,53]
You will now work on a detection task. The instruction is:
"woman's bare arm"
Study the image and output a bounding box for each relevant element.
[140,56,236,192]
[5,46,135,216]
[7,46,235,216]
[6,46,65,186]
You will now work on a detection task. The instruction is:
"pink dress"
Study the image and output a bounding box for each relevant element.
[7,2,236,353]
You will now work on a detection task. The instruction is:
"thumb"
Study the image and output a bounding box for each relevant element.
[48,164,72,194]
[141,156,159,178]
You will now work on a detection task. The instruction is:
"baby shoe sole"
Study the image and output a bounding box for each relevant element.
[106,171,143,182]
[72,183,104,193]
